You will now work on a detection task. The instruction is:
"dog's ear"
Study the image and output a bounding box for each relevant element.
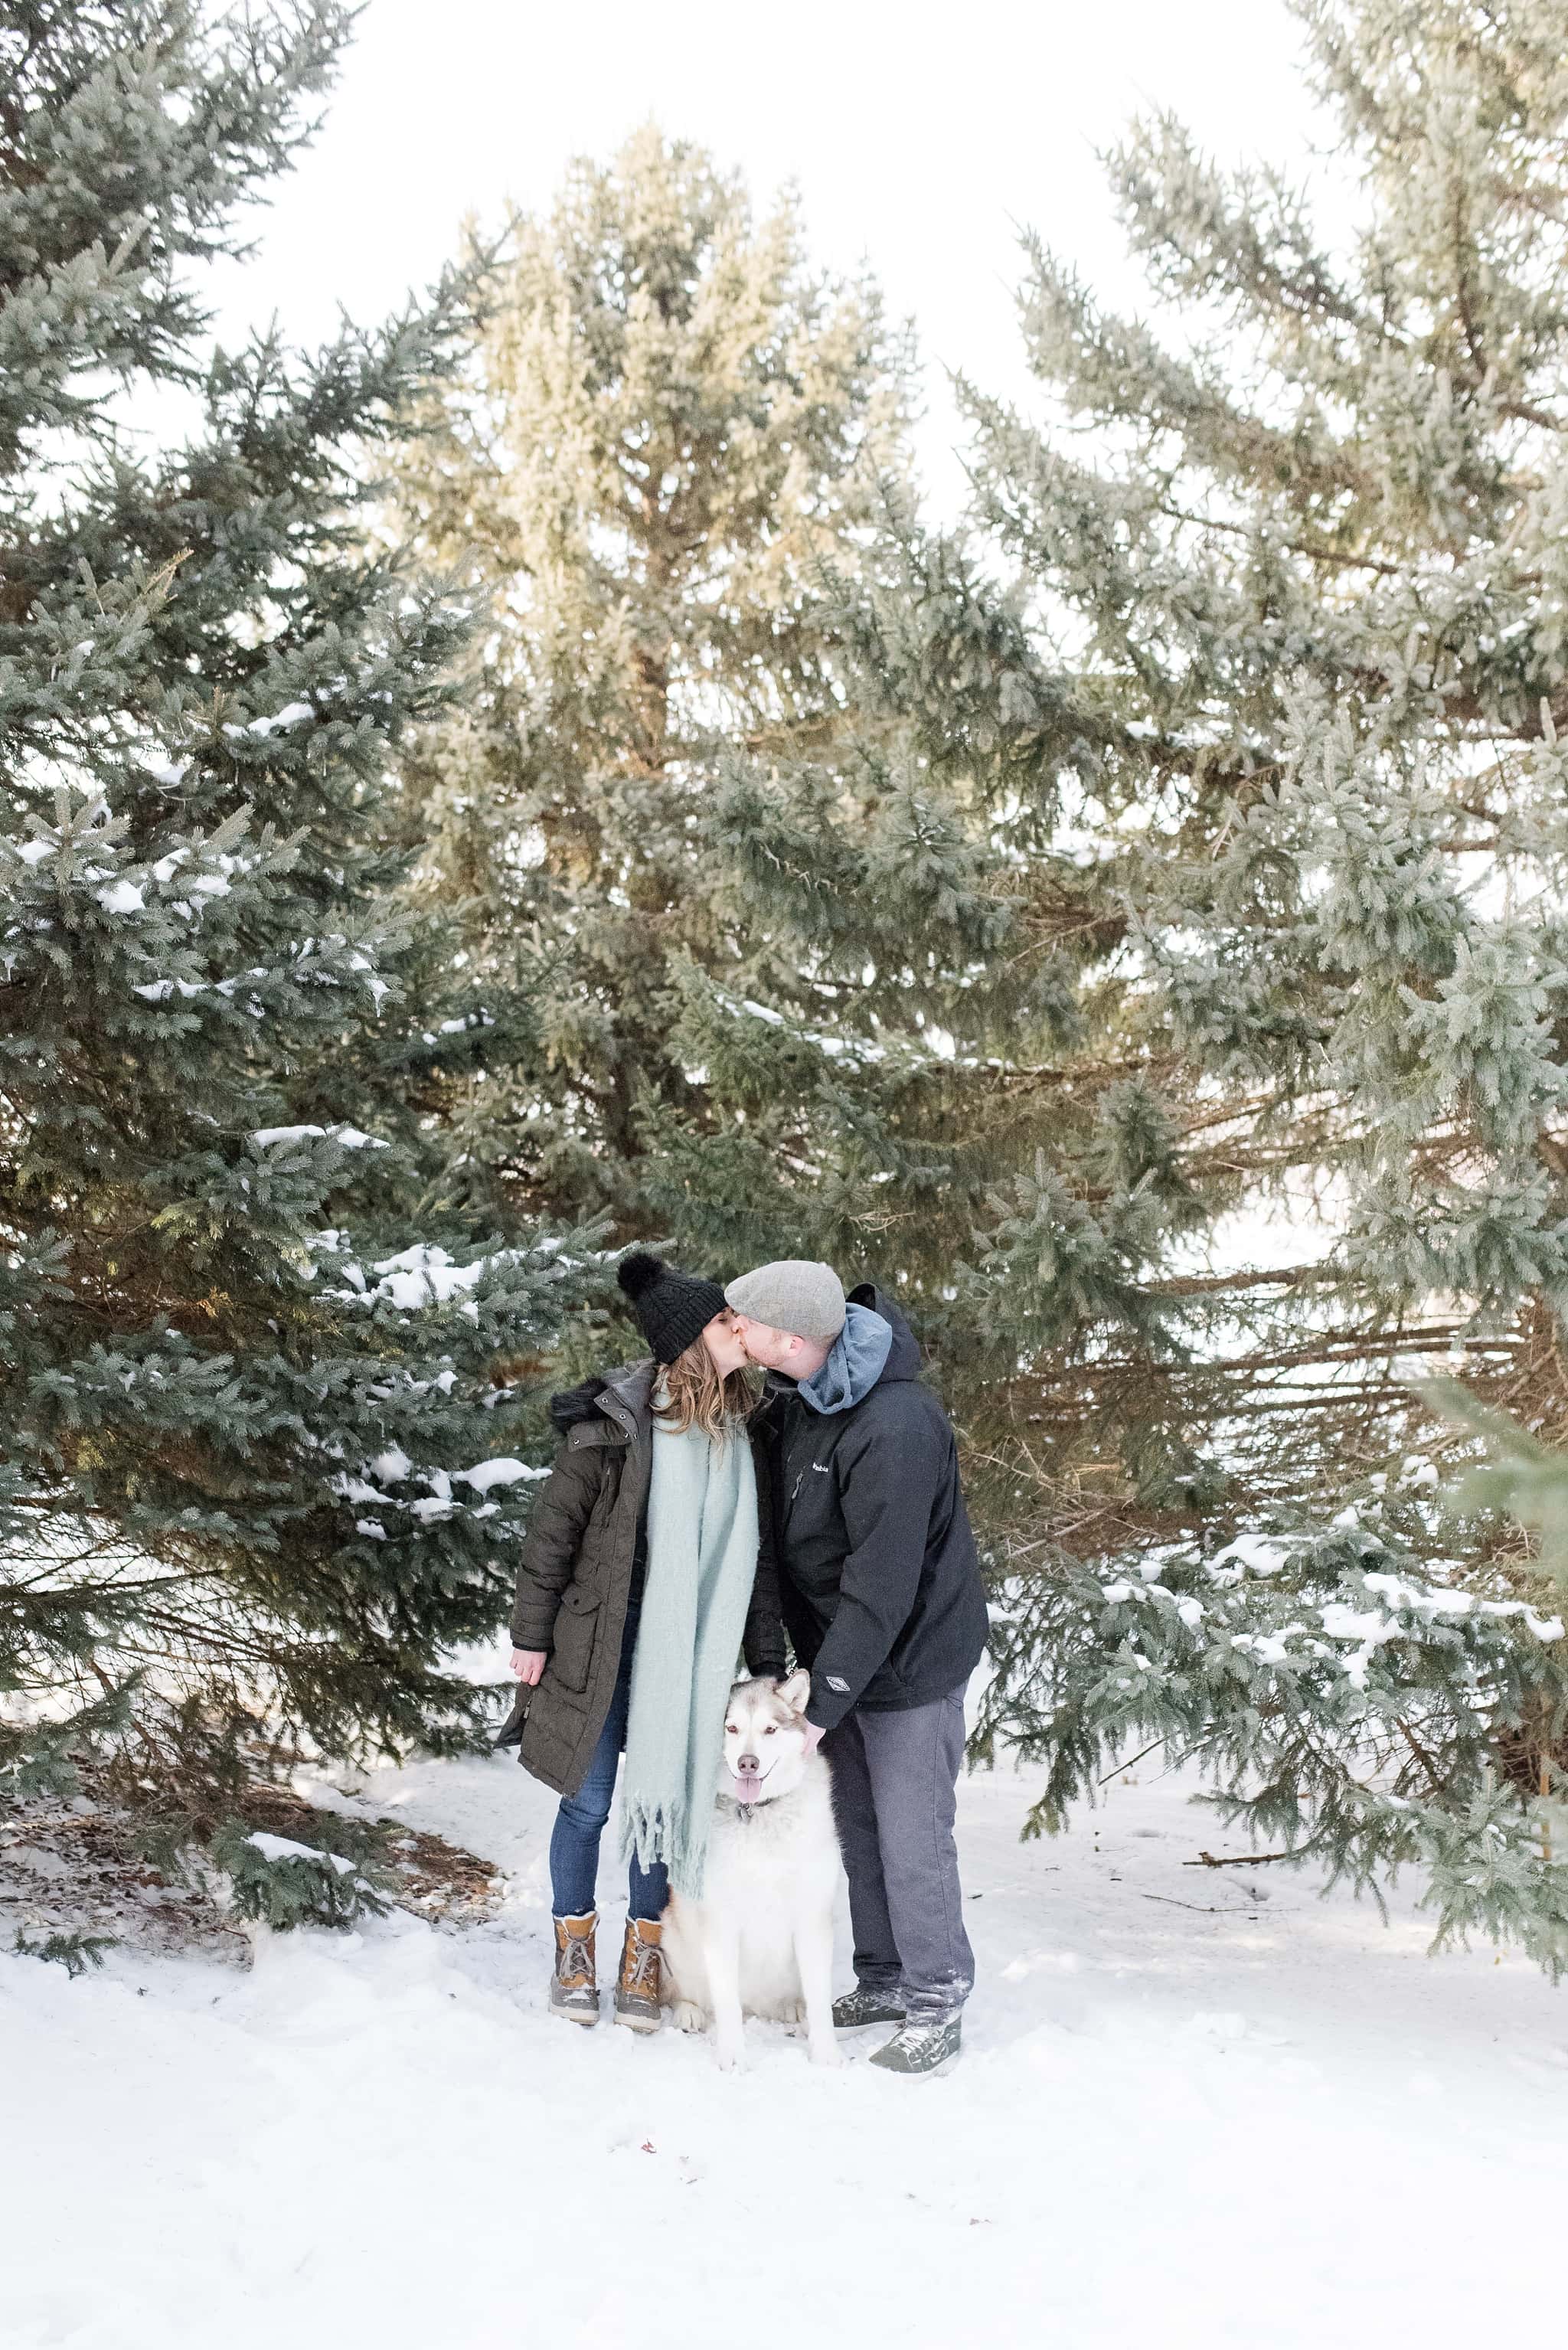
[777,1668,811,1714]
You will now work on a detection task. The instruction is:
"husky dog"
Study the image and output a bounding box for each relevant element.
[660,1670,843,2072]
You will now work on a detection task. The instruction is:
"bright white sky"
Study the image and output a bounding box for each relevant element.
[207,0,1339,518]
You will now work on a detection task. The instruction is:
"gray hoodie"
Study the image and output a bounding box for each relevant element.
[797,1302,893,1415]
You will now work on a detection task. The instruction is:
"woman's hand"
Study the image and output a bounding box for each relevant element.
[511,1648,547,1685]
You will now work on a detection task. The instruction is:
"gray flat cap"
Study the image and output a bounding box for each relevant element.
[724,1260,847,1344]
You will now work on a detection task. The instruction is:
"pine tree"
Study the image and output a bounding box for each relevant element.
[935,0,1568,1970]
[0,0,586,1846]
[390,129,1122,1340]
[388,129,927,1248]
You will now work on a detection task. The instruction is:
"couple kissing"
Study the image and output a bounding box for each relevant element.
[501,1251,989,2077]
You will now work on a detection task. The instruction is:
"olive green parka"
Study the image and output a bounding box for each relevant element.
[500,1358,787,1797]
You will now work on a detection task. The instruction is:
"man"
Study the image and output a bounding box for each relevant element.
[724,1259,990,2076]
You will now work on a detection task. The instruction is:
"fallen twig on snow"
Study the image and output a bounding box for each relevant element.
[1184,1848,1296,1868]
[1139,1893,1253,1914]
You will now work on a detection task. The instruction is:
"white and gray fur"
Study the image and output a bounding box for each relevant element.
[659,1671,843,2071]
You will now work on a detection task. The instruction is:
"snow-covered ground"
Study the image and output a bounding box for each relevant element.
[6,1702,1566,2350]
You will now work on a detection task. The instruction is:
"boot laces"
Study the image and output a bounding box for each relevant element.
[896,2017,956,2054]
[623,1930,662,1998]
[557,1927,594,1987]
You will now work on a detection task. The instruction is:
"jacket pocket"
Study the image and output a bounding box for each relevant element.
[493,1680,532,1748]
[549,1583,602,1694]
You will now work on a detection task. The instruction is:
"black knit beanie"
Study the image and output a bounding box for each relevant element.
[616,1250,728,1367]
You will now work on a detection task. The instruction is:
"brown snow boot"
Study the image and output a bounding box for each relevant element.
[550,1912,600,2025]
[613,1915,664,2032]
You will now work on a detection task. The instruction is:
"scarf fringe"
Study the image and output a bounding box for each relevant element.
[620,1794,716,1901]
[622,1795,690,1888]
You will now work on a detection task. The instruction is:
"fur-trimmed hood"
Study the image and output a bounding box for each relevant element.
[547,1358,656,1437]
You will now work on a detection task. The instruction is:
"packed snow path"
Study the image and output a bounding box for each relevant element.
[6,1706,1565,2349]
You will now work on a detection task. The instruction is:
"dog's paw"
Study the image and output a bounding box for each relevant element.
[715,2044,747,2075]
[671,2000,707,2034]
[782,1998,808,2026]
[808,2038,843,2069]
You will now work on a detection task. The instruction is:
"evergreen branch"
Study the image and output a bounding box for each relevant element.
[1152,499,1405,578]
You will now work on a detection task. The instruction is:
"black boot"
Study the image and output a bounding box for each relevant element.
[868,2013,962,2076]
[833,1984,906,2028]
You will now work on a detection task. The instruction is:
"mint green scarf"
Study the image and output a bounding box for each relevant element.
[619,1414,758,1899]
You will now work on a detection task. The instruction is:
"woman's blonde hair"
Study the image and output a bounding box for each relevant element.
[655,1328,758,1441]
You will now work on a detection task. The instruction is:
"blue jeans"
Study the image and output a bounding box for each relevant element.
[548,1603,668,1922]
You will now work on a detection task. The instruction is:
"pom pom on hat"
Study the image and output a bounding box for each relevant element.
[616,1250,666,1304]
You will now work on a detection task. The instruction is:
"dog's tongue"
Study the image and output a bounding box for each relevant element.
[733,1768,760,1806]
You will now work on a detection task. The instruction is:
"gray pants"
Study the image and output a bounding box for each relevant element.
[822,1685,974,2020]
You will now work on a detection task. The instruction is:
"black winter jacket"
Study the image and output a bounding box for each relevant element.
[498,1359,786,1796]
[754,1285,990,1733]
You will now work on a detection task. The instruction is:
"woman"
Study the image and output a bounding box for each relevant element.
[505,1250,784,2031]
